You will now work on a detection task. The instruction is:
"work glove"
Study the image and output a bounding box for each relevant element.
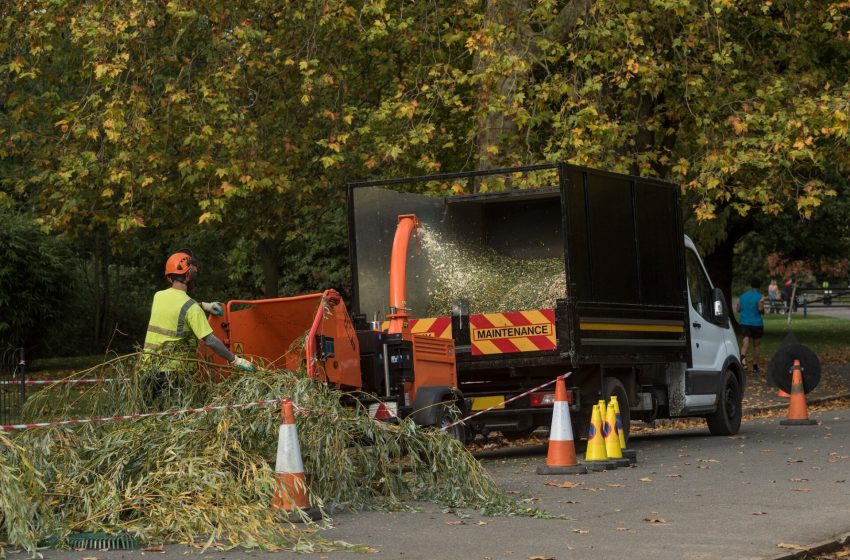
[231,356,255,373]
[201,301,224,316]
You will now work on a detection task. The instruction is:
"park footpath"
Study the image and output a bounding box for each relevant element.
[38,363,850,560]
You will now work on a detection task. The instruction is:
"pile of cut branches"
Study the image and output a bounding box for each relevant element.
[0,353,535,557]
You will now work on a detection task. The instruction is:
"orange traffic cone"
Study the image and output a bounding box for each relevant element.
[537,378,587,475]
[780,360,817,426]
[273,399,321,521]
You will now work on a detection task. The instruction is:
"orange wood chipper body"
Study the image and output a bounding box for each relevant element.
[200,216,466,437]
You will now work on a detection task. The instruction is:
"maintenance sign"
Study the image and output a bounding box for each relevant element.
[470,309,557,355]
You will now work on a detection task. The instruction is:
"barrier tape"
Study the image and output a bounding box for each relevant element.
[0,378,113,386]
[441,371,573,431]
[0,398,285,432]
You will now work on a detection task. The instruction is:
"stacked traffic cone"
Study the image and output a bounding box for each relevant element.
[584,405,617,471]
[604,403,631,467]
[537,377,587,475]
[780,360,817,426]
[610,396,637,464]
[273,399,321,521]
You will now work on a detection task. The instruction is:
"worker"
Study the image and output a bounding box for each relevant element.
[143,250,254,400]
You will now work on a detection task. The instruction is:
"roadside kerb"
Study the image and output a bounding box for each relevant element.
[766,531,850,560]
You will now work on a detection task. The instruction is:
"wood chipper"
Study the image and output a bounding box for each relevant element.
[200,215,468,439]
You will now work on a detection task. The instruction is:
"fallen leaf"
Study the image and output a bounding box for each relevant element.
[446,520,466,525]
[142,545,165,552]
[787,459,804,463]
[573,528,589,534]
[789,478,809,482]
[582,487,604,492]
[528,556,555,560]
[616,527,629,531]
[545,481,580,488]
[477,521,488,526]
[639,477,653,482]
[791,488,810,493]
[665,474,682,478]
[607,483,624,487]
[752,511,767,515]
[644,517,667,524]
[836,480,846,483]
[777,543,805,550]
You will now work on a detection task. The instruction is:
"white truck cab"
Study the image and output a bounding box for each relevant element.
[679,235,744,434]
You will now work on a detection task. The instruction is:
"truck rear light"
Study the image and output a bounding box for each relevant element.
[530,389,573,407]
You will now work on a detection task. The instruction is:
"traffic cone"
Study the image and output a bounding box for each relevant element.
[537,378,587,475]
[273,400,321,521]
[610,396,637,464]
[604,402,630,467]
[584,405,616,471]
[780,360,817,426]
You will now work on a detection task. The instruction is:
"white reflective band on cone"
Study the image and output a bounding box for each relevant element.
[549,400,574,441]
[275,424,305,473]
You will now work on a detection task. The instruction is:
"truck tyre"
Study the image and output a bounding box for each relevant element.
[706,369,742,436]
[603,377,630,444]
[438,400,467,444]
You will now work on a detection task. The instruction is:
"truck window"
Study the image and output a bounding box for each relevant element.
[685,249,712,321]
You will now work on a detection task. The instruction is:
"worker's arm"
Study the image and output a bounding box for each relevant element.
[202,333,255,372]
[186,300,255,372]
[202,333,235,363]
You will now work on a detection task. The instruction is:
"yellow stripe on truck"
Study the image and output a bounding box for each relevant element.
[579,322,684,333]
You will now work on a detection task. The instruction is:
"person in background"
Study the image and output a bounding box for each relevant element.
[143,250,255,401]
[768,279,780,314]
[736,278,765,374]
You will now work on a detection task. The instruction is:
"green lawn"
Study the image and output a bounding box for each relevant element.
[753,314,850,363]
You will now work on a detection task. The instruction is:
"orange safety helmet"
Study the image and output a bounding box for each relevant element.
[164,250,198,282]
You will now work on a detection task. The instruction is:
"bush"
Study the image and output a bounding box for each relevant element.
[0,210,72,350]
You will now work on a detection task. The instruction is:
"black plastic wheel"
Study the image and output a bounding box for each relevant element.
[603,377,630,444]
[438,400,467,444]
[706,369,742,436]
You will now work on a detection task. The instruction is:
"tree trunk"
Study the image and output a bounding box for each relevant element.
[258,239,280,298]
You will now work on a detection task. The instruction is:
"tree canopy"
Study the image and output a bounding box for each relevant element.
[2,0,850,353]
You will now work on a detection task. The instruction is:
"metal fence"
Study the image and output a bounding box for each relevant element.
[1,347,26,426]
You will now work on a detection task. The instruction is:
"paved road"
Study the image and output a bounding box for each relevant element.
[40,408,850,560]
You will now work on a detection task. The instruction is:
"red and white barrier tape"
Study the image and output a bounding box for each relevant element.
[0,378,113,386]
[0,398,285,432]
[441,371,573,431]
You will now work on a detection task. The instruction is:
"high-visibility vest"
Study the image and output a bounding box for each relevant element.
[142,288,212,362]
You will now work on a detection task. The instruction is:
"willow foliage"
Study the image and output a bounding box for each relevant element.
[1,354,535,557]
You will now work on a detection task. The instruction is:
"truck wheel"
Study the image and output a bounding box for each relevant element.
[603,377,630,444]
[438,400,467,444]
[706,369,742,436]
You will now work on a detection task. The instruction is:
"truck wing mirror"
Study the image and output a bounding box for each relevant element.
[711,288,727,325]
